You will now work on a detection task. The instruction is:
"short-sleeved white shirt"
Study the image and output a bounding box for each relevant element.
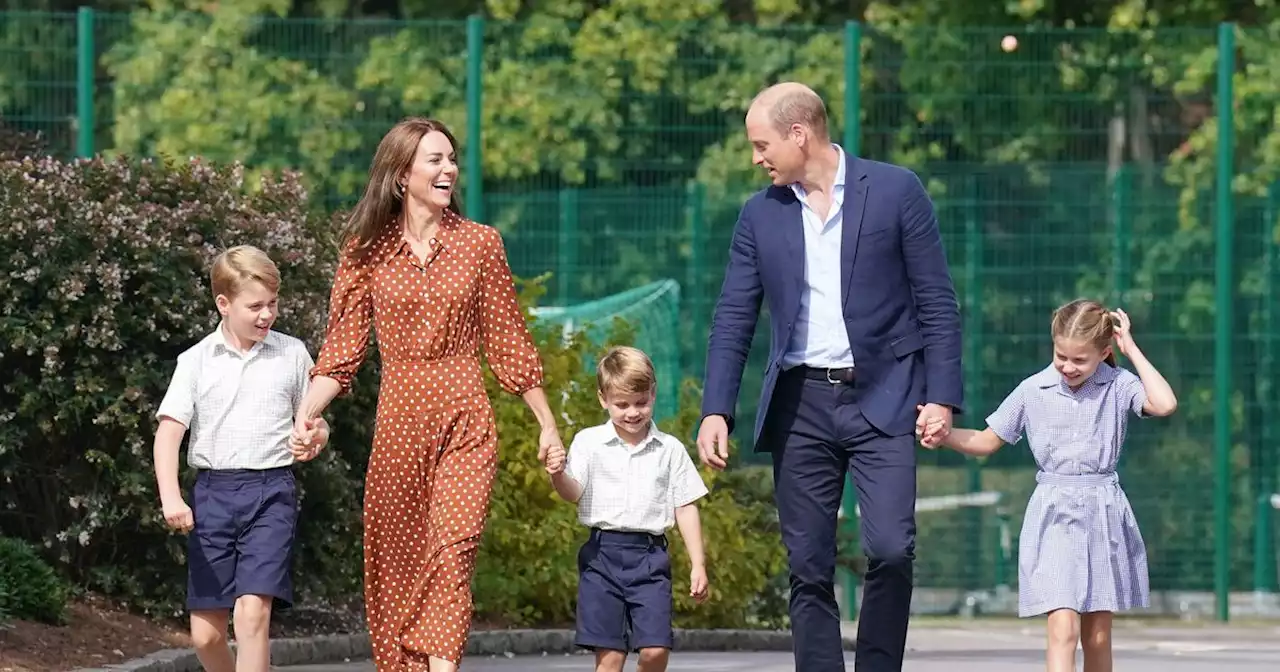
[155,325,315,470]
[563,420,710,536]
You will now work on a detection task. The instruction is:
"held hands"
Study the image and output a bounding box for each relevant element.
[290,416,330,462]
[538,424,565,471]
[543,443,566,475]
[689,565,710,603]
[914,403,952,449]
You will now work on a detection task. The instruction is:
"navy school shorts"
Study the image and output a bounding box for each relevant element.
[575,528,674,652]
[186,466,298,612]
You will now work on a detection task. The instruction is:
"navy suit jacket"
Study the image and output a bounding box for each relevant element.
[701,153,964,447]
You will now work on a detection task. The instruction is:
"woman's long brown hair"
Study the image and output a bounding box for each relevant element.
[340,117,464,256]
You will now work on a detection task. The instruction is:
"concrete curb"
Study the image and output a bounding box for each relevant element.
[72,628,854,670]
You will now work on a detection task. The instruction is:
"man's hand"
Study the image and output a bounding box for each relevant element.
[696,415,730,470]
[915,403,953,448]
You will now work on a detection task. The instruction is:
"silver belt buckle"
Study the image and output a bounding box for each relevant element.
[826,367,841,385]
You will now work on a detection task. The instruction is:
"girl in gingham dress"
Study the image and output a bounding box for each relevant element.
[918,299,1177,672]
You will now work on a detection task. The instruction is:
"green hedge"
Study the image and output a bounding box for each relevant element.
[0,536,69,624]
[0,149,787,628]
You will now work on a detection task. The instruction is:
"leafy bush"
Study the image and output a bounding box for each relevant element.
[0,150,788,628]
[0,536,69,624]
[0,123,48,161]
[0,153,365,614]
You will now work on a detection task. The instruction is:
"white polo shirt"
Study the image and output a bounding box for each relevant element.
[156,324,315,470]
[564,421,710,536]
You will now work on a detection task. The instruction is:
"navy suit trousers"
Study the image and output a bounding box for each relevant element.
[765,368,917,672]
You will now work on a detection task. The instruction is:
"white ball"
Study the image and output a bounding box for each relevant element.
[1001,35,1018,52]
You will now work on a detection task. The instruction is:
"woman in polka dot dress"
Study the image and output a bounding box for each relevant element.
[293,118,565,672]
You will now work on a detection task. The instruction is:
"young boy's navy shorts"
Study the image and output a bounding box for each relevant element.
[186,466,298,611]
[575,528,673,652]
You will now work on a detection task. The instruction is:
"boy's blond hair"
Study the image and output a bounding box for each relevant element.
[211,245,280,299]
[596,346,656,398]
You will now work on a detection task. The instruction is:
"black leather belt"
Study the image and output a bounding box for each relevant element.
[590,528,668,548]
[792,365,856,384]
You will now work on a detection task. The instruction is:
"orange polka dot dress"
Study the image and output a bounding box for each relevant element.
[310,209,544,670]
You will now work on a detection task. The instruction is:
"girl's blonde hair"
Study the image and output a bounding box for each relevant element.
[1051,298,1117,367]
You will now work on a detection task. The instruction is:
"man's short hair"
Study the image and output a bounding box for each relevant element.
[753,81,831,141]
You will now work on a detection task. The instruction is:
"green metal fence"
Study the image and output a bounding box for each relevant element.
[3,9,1278,621]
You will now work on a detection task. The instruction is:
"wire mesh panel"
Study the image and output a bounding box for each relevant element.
[1234,25,1280,605]
[533,279,682,420]
[0,11,78,157]
[4,7,1277,614]
[858,25,1230,607]
[94,10,469,212]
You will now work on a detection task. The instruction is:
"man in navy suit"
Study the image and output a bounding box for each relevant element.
[696,82,963,671]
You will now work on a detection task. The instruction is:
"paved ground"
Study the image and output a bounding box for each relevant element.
[282,620,1280,671]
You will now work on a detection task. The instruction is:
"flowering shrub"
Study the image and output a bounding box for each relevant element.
[0,152,366,614]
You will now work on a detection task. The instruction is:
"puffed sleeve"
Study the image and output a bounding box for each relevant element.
[477,226,545,395]
[985,381,1028,445]
[1115,367,1150,418]
[310,240,376,396]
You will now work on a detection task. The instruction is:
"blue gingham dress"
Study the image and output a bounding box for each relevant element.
[986,362,1151,617]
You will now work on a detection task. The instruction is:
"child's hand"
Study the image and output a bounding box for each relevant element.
[689,565,709,603]
[161,496,194,533]
[1110,308,1135,357]
[544,444,566,475]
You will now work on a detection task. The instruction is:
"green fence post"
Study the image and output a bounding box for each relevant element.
[1256,181,1279,596]
[75,7,95,159]
[843,21,862,157]
[558,188,579,306]
[994,507,1012,590]
[687,182,707,377]
[465,14,485,222]
[963,174,985,592]
[1256,495,1275,595]
[1113,164,1132,304]
[1213,20,1236,623]
[839,19,863,622]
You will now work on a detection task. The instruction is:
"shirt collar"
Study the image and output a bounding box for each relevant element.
[210,321,270,358]
[1032,361,1119,391]
[605,420,663,451]
[390,208,464,263]
[788,143,847,199]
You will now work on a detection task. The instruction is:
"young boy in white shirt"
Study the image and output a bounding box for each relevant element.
[152,245,330,672]
[543,345,710,672]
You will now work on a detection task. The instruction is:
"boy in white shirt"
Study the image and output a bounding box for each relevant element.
[543,345,710,672]
[152,245,330,672]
